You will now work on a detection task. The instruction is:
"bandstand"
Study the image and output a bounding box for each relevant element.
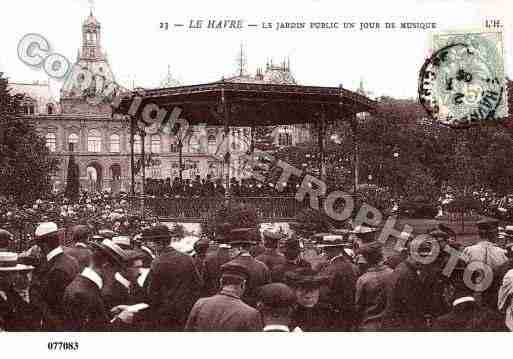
[112,80,376,221]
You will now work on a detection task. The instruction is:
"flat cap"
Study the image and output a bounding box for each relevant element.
[258,283,296,308]
[220,260,250,281]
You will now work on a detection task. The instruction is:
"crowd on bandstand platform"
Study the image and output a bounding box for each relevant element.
[2,191,513,331]
[144,175,301,197]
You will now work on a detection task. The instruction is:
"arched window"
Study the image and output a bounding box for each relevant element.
[110,134,120,153]
[151,135,161,154]
[68,133,79,151]
[208,133,217,154]
[134,135,142,154]
[189,135,200,153]
[47,104,54,114]
[88,129,102,152]
[45,133,57,152]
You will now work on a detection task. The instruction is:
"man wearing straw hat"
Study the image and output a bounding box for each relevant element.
[0,252,42,331]
[31,222,80,331]
[62,239,136,331]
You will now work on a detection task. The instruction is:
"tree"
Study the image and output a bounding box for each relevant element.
[290,208,337,239]
[64,152,80,201]
[0,72,60,203]
[203,202,260,242]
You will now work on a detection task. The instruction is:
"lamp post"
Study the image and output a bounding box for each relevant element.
[393,150,399,199]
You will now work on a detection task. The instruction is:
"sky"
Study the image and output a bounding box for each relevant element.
[0,0,511,99]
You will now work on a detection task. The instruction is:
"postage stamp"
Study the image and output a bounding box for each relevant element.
[419,31,508,128]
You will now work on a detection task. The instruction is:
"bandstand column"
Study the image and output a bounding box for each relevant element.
[350,114,359,193]
[221,88,231,201]
[129,115,135,197]
[318,107,327,183]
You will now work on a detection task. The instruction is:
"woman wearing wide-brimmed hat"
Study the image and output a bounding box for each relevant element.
[285,267,335,331]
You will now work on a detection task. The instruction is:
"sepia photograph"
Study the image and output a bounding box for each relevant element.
[1,0,513,356]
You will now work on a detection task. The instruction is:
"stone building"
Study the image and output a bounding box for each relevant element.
[10,11,310,194]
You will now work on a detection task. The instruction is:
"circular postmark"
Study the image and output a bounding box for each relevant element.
[418,35,505,129]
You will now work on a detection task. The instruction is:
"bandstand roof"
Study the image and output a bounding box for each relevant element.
[113,81,376,127]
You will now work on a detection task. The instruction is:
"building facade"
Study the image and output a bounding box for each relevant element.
[11,11,310,194]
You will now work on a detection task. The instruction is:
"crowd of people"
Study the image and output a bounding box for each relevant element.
[2,203,513,331]
[144,175,301,198]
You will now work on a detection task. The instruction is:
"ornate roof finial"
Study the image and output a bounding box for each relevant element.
[236,42,247,77]
[89,0,95,16]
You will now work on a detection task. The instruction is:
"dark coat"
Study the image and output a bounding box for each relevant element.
[431,300,507,331]
[101,270,130,311]
[256,250,286,272]
[316,255,358,330]
[290,304,337,332]
[145,246,202,331]
[185,289,262,331]
[0,286,43,331]
[62,275,110,331]
[203,247,231,297]
[231,254,271,307]
[64,244,92,271]
[382,260,430,331]
[271,258,311,283]
[31,250,80,331]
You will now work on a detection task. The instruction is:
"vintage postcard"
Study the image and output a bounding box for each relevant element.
[0,0,512,357]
